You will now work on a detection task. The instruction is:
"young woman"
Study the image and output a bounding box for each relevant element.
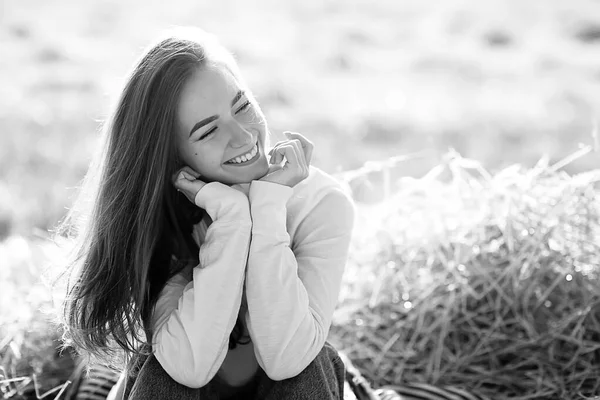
[60,27,355,399]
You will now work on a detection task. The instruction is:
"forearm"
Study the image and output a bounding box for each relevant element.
[151,182,252,388]
[244,180,355,380]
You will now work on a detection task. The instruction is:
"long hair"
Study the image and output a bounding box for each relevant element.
[58,28,251,366]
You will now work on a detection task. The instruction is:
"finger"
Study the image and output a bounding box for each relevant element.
[269,138,305,164]
[270,140,288,151]
[173,176,194,193]
[276,143,303,172]
[181,171,195,181]
[172,169,186,185]
[172,167,197,185]
[268,148,277,160]
[284,131,313,165]
[267,148,281,159]
[181,166,201,179]
[271,146,286,164]
[271,141,300,165]
[175,171,194,186]
[268,133,304,156]
[267,139,290,156]
[288,140,309,177]
[284,132,313,163]
[287,139,307,166]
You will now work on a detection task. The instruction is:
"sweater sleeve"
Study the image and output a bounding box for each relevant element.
[245,180,355,381]
[149,182,252,388]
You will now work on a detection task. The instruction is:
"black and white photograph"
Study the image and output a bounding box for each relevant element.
[1,0,600,399]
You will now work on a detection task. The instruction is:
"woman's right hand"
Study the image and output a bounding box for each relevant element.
[173,166,250,211]
[172,166,207,204]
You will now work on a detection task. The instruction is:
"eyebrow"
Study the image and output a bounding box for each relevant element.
[189,90,246,137]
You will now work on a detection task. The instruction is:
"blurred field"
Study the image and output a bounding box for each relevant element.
[1,0,600,237]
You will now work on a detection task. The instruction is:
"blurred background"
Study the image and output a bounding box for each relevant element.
[1,0,600,239]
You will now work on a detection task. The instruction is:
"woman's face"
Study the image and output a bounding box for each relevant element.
[176,63,270,185]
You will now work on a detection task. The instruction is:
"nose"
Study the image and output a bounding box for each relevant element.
[227,120,254,148]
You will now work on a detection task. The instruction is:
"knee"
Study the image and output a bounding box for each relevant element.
[296,342,346,384]
[127,355,202,399]
[322,342,346,373]
[256,346,346,399]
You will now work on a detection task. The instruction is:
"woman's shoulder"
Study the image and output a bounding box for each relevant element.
[287,166,355,238]
[288,166,354,217]
[293,165,353,202]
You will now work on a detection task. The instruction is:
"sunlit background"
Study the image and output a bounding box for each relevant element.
[2,0,600,238]
[2,1,600,398]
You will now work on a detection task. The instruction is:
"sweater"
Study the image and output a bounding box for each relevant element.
[149,165,356,388]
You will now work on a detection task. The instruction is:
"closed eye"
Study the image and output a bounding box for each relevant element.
[235,100,251,115]
[200,126,218,140]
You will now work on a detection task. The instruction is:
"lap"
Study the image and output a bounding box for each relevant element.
[255,341,345,400]
[124,341,345,400]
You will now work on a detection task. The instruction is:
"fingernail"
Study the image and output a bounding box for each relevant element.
[284,131,291,137]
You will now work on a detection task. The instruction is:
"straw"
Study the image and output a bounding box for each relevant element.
[330,148,600,400]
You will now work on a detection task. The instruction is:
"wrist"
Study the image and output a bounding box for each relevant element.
[249,180,293,207]
[194,182,251,220]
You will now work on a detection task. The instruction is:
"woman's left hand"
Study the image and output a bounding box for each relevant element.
[259,131,314,188]
[268,131,313,166]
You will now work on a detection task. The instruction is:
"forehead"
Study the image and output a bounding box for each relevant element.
[177,64,241,125]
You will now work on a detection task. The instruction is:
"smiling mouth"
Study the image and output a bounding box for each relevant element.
[224,143,260,166]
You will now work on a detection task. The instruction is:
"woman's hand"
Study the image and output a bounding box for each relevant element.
[259,131,314,188]
[172,166,207,203]
[173,166,250,207]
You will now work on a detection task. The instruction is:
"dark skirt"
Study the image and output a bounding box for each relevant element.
[123,341,346,399]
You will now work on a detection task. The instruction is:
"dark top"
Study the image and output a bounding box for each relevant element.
[213,371,261,400]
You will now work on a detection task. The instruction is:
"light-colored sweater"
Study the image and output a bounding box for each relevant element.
[149,165,356,388]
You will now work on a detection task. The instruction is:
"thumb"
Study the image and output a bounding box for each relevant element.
[173,170,192,186]
[173,177,194,193]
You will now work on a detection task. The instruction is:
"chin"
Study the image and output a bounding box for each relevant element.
[254,162,270,180]
[225,158,271,185]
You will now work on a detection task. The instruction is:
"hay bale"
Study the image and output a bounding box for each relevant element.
[329,150,600,400]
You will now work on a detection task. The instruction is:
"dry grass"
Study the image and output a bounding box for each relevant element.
[2,148,599,399]
[0,236,75,399]
[329,147,600,399]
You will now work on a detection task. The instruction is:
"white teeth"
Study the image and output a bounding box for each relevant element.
[227,144,258,164]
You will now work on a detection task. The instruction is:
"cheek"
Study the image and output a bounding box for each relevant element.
[178,141,203,168]
[183,144,224,173]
